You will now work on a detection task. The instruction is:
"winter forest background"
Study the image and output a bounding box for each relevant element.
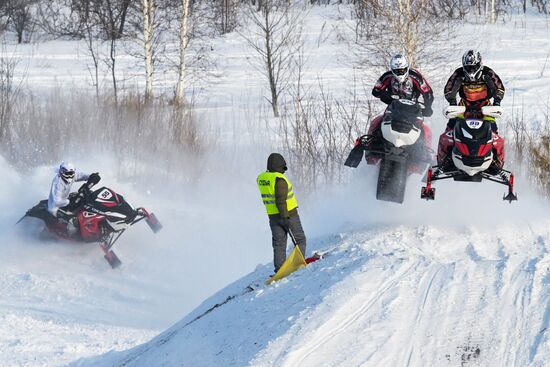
[1,0,549,196]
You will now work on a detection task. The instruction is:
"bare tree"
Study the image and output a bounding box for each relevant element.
[354,0,455,70]
[213,0,239,34]
[5,0,38,43]
[0,48,23,158]
[240,0,305,117]
[0,1,7,33]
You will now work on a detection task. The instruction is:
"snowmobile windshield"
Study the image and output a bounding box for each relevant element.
[387,100,422,123]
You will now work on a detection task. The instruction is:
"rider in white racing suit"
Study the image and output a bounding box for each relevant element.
[48,162,100,235]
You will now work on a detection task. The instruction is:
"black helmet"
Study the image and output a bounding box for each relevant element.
[462,50,483,81]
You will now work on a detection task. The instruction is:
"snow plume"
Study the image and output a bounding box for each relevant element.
[0,119,279,366]
[303,166,549,244]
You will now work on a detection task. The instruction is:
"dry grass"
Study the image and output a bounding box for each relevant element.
[529,133,550,196]
[1,88,207,182]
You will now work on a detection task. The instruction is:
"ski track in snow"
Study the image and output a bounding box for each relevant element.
[239,225,550,367]
[281,257,418,366]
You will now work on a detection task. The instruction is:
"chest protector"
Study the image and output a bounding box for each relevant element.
[391,78,415,100]
[462,82,488,102]
[257,172,298,215]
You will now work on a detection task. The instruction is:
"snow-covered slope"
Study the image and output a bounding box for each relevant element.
[71,213,550,367]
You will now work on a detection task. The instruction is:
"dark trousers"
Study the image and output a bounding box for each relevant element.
[269,214,307,273]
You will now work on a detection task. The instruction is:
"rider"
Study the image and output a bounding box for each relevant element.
[367,54,434,152]
[437,49,505,168]
[48,161,100,235]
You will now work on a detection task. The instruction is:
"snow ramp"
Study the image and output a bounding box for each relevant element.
[72,220,550,367]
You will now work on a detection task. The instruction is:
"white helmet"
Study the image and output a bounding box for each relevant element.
[59,161,76,184]
[390,54,410,83]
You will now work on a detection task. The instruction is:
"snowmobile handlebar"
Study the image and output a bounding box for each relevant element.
[443,105,503,120]
[390,96,425,108]
[480,106,503,119]
[67,181,99,211]
[443,105,466,119]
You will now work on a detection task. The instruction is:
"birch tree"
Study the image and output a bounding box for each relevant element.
[142,0,155,98]
[175,0,190,104]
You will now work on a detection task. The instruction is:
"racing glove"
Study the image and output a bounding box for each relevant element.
[422,106,433,117]
[88,172,101,185]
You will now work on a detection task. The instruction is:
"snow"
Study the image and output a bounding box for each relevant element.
[1,5,550,367]
[70,220,550,366]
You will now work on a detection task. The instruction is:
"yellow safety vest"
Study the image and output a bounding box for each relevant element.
[257,171,299,215]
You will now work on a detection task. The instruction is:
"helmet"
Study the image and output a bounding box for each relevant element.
[389,54,409,83]
[462,50,483,81]
[59,161,76,184]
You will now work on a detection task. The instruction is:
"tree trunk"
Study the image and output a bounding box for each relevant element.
[110,38,118,104]
[175,0,191,105]
[118,0,132,37]
[142,0,155,99]
[264,7,279,117]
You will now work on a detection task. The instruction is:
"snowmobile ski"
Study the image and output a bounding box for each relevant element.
[421,166,517,202]
[344,142,366,168]
[101,243,122,269]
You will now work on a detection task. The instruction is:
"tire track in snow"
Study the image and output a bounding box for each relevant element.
[280,257,419,367]
[403,263,446,367]
[504,260,535,367]
[435,245,502,367]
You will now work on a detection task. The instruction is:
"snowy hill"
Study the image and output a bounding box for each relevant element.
[68,212,550,367]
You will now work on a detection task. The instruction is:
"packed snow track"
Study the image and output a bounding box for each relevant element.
[71,220,550,367]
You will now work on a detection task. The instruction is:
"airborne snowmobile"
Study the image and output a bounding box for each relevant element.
[345,98,433,204]
[421,105,517,202]
[18,180,162,268]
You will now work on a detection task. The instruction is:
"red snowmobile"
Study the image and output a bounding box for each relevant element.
[345,98,433,204]
[421,105,517,202]
[18,181,162,268]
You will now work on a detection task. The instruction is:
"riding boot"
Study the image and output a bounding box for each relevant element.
[437,127,455,170]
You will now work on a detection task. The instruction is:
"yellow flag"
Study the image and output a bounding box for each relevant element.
[266,246,307,285]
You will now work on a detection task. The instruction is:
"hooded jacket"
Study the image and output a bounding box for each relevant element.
[266,153,298,219]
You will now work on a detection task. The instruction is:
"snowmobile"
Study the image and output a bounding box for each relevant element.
[421,105,517,202]
[18,180,162,268]
[344,98,433,204]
